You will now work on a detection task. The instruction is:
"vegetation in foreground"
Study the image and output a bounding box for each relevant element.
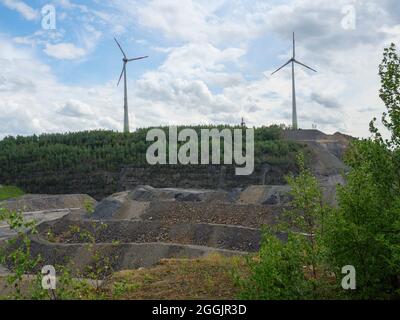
[0,252,248,300]
[104,255,247,300]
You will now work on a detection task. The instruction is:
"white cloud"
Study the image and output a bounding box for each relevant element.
[0,0,38,21]
[59,100,94,118]
[56,0,88,13]
[44,43,87,60]
[134,0,266,45]
[1,0,400,139]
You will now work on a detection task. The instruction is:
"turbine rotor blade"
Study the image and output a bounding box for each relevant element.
[117,63,126,86]
[271,59,292,75]
[127,56,149,62]
[293,32,295,58]
[114,37,127,58]
[294,59,317,72]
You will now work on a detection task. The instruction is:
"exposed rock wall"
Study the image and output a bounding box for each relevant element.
[117,164,290,194]
[5,164,292,200]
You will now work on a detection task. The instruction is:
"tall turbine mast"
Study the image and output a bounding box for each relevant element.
[271,32,317,130]
[114,38,148,133]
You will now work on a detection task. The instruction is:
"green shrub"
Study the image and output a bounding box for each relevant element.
[237,153,334,299]
[324,140,400,299]
[237,229,313,300]
[324,43,400,299]
[0,208,41,299]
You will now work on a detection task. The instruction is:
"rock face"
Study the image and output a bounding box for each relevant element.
[282,130,349,201]
[1,164,294,201]
[282,129,350,174]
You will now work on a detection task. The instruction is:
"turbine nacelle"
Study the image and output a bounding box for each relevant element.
[114,37,149,87]
[271,57,317,76]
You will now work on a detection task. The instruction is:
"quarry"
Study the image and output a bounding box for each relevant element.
[0,129,349,281]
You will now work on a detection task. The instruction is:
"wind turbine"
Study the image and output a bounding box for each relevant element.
[114,37,148,133]
[271,32,317,130]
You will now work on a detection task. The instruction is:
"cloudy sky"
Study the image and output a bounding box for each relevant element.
[0,0,399,139]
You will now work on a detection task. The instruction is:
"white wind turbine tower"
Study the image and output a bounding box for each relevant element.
[114,37,148,133]
[271,32,317,130]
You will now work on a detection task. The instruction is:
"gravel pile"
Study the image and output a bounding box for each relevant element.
[140,200,284,228]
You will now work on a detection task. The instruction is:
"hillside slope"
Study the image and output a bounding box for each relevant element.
[0,126,303,199]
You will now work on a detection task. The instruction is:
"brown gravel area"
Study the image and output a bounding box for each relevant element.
[140,200,286,228]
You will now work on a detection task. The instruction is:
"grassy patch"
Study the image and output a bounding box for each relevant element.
[103,254,249,300]
[0,254,249,300]
[0,186,24,201]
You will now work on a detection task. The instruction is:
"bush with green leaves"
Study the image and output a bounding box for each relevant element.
[324,43,400,299]
[237,153,334,299]
[0,208,42,299]
[237,228,315,300]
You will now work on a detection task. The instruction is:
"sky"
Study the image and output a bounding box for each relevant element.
[0,0,399,139]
